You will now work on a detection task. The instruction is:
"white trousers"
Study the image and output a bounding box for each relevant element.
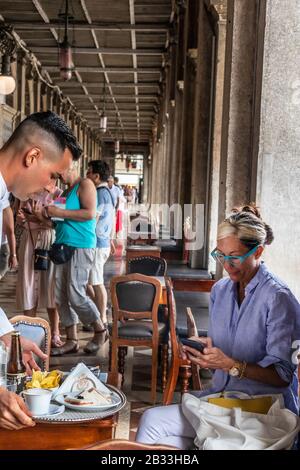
[135,404,196,450]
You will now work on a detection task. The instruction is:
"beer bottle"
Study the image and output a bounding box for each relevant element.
[7,331,26,394]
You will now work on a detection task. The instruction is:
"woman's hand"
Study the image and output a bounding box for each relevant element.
[183,337,234,371]
[180,336,212,361]
[31,200,46,223]
[16,209,26,226]
[45,205,61,218]
[8,254,18,270]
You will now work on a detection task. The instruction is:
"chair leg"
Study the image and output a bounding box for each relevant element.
[179,365,192,398]
[108,340,112,370]
[162,359,180,405]
[118,346,126,386]
[110,341,118,375]
[161,343,168,392]
[151,347,158,404]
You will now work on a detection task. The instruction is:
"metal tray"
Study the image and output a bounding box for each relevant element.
[34,385,126,424]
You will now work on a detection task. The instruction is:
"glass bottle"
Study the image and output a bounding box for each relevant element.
[7,331,26,394]
[0,340,8,389]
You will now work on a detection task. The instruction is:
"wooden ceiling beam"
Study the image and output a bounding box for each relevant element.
[71,94,158,99]
[31,46,165,55]
[56,82,160,88]
[12,21,170,31]
[44,66,161,73]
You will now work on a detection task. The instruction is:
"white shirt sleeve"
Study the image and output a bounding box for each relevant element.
[0,307,13,337]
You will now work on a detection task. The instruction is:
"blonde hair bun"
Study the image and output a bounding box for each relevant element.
[218,202,274,247]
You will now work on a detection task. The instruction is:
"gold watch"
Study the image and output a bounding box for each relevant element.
[229,361,247,379]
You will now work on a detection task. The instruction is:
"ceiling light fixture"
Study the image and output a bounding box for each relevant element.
[0,23,16,95]
[99,81,107,133]
[58,0,74,81]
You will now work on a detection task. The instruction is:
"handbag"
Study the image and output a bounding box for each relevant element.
[182,391,300,450]
[27,221,49,271]
[48,243,76,265]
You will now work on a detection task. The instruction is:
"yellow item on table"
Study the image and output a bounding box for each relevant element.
[26,370,61,390]
[207,396,273,414]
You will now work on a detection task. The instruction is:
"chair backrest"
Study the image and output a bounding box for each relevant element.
[128,256,167,276]
[10,316,51,371]
[186,307,199,338]
[165,277,179,357]
[110,273,162,322]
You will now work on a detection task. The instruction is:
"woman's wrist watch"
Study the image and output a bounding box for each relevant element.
[229,361,247,379]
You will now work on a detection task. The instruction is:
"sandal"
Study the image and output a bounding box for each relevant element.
[51,339,79,356]
[51,334,64,348]
[83,332,106,354]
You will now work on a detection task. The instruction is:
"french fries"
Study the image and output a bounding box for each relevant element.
[26,370,62,389]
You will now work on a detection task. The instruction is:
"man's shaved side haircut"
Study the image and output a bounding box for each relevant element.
[4,111,82,161]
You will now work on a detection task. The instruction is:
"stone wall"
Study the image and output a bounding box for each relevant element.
[257,0,300,299]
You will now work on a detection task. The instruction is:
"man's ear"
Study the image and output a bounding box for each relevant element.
[24,147,41,167]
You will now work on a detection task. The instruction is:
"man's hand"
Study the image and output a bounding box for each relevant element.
[0,387,35,430]
[20,337,48,375]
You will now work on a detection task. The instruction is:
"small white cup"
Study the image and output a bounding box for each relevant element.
[21,388,52,416]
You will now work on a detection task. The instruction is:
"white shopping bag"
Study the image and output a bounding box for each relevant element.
[182,392,300,450]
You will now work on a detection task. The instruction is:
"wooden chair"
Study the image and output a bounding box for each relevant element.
[128,255,167,276]
[10,315,51,370]
[109,273,168,403]
[163,279,202,405]
[80,439,178,450]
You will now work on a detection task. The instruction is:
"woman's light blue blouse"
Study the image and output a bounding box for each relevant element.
[199,263,300,414]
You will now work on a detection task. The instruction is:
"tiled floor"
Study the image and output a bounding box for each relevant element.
[0,244,186,441]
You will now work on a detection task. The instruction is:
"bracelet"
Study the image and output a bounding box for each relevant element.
[11,254,17,257]
[238,361,247,380]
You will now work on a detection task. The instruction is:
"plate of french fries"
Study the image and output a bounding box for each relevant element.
[26,370,63,393]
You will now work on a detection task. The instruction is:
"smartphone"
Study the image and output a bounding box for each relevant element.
[181,338,206,353]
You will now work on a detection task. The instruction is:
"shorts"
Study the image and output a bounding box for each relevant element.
[88,247,110,285]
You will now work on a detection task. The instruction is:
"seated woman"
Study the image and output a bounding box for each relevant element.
[136,204,300,449]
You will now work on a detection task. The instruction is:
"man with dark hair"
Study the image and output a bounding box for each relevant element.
[1,110,81,201]
[0,111,80,430]
[86,161,114,340]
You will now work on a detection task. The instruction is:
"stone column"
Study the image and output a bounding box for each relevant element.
[178,0,199,208]
[256,0,300,299]
[18,54,26,122]
[188,1,218,269]
[207,5,227,274]
[218,0,266,223]
[35,77,41,112]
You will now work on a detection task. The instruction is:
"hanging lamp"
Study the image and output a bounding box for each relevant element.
[99,81,107,133]
[59,0,73,81]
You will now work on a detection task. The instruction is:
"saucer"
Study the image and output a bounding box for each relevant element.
[32,404,65,419]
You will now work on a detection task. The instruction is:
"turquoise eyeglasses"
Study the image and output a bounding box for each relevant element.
[211,245,260,268]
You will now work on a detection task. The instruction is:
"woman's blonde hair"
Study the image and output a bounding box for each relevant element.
[217,203,274,248]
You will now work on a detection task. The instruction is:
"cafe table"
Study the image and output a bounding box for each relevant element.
[0,372,126,450]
